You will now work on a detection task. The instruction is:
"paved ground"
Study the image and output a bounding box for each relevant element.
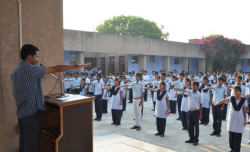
[93,93,250,152]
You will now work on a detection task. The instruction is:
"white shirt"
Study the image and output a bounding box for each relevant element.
[227,96,248,133]
[93,80,104,95]
[155,90,169,118]
[71,77,81,89]
[79,84,88,96]
[111,87,123,110]
[185,90,202,110]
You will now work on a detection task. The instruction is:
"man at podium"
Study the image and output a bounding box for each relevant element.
[11,44,91,152]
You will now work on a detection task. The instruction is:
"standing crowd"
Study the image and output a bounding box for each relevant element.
[64,67,250,152]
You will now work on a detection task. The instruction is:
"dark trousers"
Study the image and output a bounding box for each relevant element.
[122,97,126,111]
[73,88,80,94]
[153,102,156,110]
[129,88,133,103]
[88,92,94,96]
[201,107,210,124]
[248,98,250,117]
[94,95,103,119]
[102,99,108,113]
[112,109,122,124]
[18,110,42,152]
[222,104,228,120]
[170,100,176,113]
[156,117,166,134]
[229,131,242,152]
[177,95,183,118]
[188,110,200,142]
[144,88,147,101]
[141,105,144,115]
[212,104,223,134]
[66,88,71,93]
[181,111,188,128]
[151,91,154,101]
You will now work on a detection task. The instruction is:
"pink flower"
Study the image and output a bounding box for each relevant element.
[212,60,214,62]
[233,55,235,58]
[206,49,209,52]
[224,58,227,60]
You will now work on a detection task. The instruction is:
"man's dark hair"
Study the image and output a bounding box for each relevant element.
[144,70,147,73]
[237,76,242,81]
[83,73,88,76]
[74,72,79,75]
[20,44,39,60]
[193,82,199,87]
[102,75,106,78]
[218,77,224,81]
[97,73,102,77]
[179,73,185,77]
[135,73,142,77]
[161,73,166,77]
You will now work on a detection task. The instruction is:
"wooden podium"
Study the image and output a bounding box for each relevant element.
[38,94,95,152]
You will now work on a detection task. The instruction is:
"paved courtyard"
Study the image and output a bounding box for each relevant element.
[93,93,250,152]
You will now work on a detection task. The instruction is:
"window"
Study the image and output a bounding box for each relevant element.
[132,56,138,63]
[119,56,125,63]
[101,57,105,74]
[119,56,125,74]
[150,55,155,63]
[110,56,115,64]
[174,58,179,65]
[248,59,250,65]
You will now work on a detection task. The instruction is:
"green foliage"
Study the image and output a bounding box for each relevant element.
[96,15,169,40]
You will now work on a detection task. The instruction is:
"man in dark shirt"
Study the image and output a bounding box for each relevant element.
[11,44,91,152]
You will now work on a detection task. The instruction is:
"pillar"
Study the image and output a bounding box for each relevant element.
[198,58,206,74]
[138,55,147,72]
[162,56,170,72]
[181,57,189,72]
[236,62,241,72]
[76,51,85,73]
[0,0,63,151]
[206,59,213,73]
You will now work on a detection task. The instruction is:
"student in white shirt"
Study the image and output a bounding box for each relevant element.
[71,72,81,94]
[169,76,177,114]
[180,78,192,130]
[121,76,128,114]
[66,78,88,96]
[203,77,227,137]
[87,73,104,121]
[143,71,149,101]
[190,75,196,84]
[243,73,250,124]
[64,73,72,93]
[88,75,94,96]
[173,82,202,146]
[152,76,160,111]
[97,68,102,74]
[215,86,248,152]
[99,78,123,126]
[143,81,169,137]
[199,77,212,125]
[102,76,109,114]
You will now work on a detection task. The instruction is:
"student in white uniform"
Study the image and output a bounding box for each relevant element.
[122,76,128,113]
[102,76,109,114]
[199,77,212,125]
[215,86,248,152]
[66,78,88,96]
[99,78,123,126]
[180,78,192,130]
[143,81,169,137]
[152,76,161,111]
[88,75,94,96]
[64,73,72,93]
[169,76,177,114]
[173,82,203,146]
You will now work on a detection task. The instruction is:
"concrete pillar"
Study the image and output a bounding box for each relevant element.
[236,62,241,72]
[138,55,147,72]
[105,56,109,75]
[162,56,170,72]
[181,57,189,72]
[198,58,206,74]
[115,56,119,73]
[206,60,213,73]
[75,51,85,73]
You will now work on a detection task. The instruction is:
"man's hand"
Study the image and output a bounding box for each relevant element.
[199,115,202,120]
[79,63,91,68]
[220,106,224,111]
[44,95,51,99]
[209,101,212,106]
[100,98,102,101]
[244,120,246,126]
[139,99,143,106]
[175,94,177,98]
[120,102,123,105]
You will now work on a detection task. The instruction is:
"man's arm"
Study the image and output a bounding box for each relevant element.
[45,63,91,74]
[172,88,186,92]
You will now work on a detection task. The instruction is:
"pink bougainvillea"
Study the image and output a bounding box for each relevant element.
[194,35,246,66]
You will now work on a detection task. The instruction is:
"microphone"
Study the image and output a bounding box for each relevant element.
[40,63,45,66]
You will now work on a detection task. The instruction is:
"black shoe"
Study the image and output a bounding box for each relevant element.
[193,141,198,146]
[97,118,101,121]
[136,126,141,131]
[128,102,132,103]
[103,112,107,114]
[182,127,186,130]
[131,126,138,129]
[161,134,164,137]
[199,122,204,125]
[133,118,135,120]
[116,124,121,126]
[155,132,161,136]
[152,109,155,111]
[94,118,98,120]
[172,112,176,114]
[111,123,116,125]
[217,133,221,137]
[176,117,181,120]
[247,122,250,124]
[210,132,217,136]
[222,119,226,121]
[204,123,208,125]
[185,139,194,143]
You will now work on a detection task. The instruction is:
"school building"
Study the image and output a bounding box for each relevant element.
[64,29,250,75]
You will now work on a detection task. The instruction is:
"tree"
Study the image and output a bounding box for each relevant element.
[191,35,247,71]
[96,15,169,40]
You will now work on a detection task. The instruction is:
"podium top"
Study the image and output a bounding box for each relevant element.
[45,94,95,106]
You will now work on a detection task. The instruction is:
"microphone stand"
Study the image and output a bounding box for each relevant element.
[50,73,69,98]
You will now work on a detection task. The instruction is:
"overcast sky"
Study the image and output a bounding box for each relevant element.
[63,0,250,44]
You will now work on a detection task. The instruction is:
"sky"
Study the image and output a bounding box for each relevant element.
[63,0,250,44]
